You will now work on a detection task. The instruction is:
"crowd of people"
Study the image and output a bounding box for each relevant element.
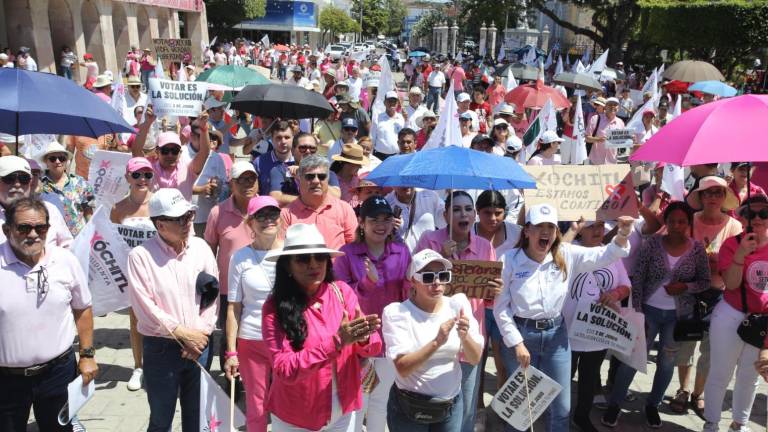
[2,37,768,432]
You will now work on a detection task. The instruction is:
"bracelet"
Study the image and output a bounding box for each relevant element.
[224,351,238,359]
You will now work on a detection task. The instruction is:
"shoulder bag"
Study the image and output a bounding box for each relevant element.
[734,235,768,348]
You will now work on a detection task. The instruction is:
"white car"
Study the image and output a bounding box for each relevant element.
[352,43,368,52]
[325,44,346,60]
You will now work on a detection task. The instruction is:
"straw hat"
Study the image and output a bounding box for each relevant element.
[264,224,344,261]
[93,74,113,89]
[686,176,739,211]
[332,143,369,166]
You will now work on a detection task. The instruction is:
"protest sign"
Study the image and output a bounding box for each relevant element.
[596,171,639,220]
[153,38,192,61]
[88,150,131,208]
[491,365,562,431]
[523,164,631,221]
[72,207,131,316]
[148,78,208,117]
[445,260,502,299]
[116,224,156,248]
[605,128,636,149]
[568,302,638,356]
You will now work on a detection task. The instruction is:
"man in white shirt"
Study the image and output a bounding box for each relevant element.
[426,64,446,113]
[405,87,428,131]
[287,66,308,87]
[385,187,446,252]
[457,92,480,131]
[371,91,405,160]
[347,68,363,102]
[124,76,148,126]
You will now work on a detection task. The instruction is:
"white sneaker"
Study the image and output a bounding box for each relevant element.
[71,416,86,432]
[127,368,143,391]
[728,425,751,432]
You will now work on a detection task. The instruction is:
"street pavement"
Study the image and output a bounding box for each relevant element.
[28,310,767,431]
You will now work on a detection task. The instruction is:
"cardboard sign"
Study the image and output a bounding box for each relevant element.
[88,150,131,208]
[116,225,157,248]
[523,164,631,221]
[605,128,636,149]
[596,171,639,220]
[568,302,638,356]
[153,38,192,61]
[491,366,563,431]
[445,260,502,299]
[148,78,208,117]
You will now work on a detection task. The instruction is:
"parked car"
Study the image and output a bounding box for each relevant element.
[463,40,477,49]
[325,44,346,60]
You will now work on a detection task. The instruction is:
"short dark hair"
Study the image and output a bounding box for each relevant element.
[272,120,293,135]
[398,128,417,141]
[293,132,317,147]
[4,197,49,226]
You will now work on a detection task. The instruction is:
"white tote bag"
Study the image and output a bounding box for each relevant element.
[609,291,648,374]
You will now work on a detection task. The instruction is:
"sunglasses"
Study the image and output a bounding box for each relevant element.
[297,145,317,153]
[293,253,330,264]
[700,188,725,198]
[47,155,67,163]
[157,211,195,225]
[741,207,768,220]
[130,171,154,180]
[1,173,32,185]
[14,223,50,236]
[251,209,280,222]
[413,270,452,285]
[160,146,181,156]
[303,173,328,182]
[235,175,257,185]
[342,127,358,132]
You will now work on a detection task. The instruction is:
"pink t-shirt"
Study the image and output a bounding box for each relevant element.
[719,236,768,314]
[151,157,198,201]
[587,114,625,165]
[450,67,466,92]
[280,195,358,251]
[204,198,253,295]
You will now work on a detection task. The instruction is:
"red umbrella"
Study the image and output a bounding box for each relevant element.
[662,80,690,95]
[504,75,570,111]
[274,44,290,52]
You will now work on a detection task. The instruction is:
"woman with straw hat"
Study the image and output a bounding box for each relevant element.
[331,143,369,204]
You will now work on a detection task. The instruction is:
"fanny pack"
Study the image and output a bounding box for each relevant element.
[393,386,455,424]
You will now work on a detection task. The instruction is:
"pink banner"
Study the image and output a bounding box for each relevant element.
[116,0,202,12]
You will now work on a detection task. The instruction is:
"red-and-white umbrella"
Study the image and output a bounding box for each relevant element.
[505,67,570,111]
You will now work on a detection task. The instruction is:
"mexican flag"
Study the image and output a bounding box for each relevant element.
[522,97,557,160]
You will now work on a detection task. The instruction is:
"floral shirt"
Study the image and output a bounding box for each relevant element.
[41,173,94,236]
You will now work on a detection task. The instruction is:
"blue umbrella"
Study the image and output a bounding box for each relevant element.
[366,146,537,190]
[688,80,737,97]
[0,69,134,141]
[408,51,428,58]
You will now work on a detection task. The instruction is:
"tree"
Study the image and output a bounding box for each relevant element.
[351,0,407,36]
[205,0,267,35]
[319,5,361,43]
[459,0,527,39]
[385,0,408,36]
[411,10,443,39]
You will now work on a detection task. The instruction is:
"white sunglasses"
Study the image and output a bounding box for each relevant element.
[413,270,452,285]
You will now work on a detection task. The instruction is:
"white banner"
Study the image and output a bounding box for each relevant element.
[200,369,246,432]
[568,302,638,356]
[605,128,636,149]
[72,207,132,316]
[491,366,562,431]
[148,78,208,117]
[88,150,131,208]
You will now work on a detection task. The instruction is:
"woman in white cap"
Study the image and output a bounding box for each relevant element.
[490,118,511,156]
[494,204,633,432]
[39,141,94,236]
[261,223,382,431]
[110,157,158,392]
[224,196,283,432]
[527,131,563,166]
[334,196,412,432]
[382,249,483,430]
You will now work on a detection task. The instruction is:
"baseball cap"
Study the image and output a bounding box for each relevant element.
[408,249,453,279]
[493,118,509,128]
[290,65,303,73]
[526,203,558,225]
[409,86,423,95]
[459,112,473,121]
[359,196,394,219]
[456,93,471,102]
[247,195,279,216]
[157,132,182,148]
[505,136,523,153]
[230,161,257,180]
[0,156,31,177]
[592,97,606,107]
[336,94,352,105]
[341,117,359,129]
[385,90,399,100]
[540,130,564,144]
[642,109,656,117]
[204,96,227,110]
[126,157,153,173]
[149,188,196,218]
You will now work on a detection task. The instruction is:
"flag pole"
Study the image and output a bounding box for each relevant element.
[230,377,236,432]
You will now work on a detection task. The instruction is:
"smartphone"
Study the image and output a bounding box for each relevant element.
[393,206,403,218]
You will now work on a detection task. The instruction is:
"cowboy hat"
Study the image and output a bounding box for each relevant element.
[264,224,344,261]
[332,143,369,166]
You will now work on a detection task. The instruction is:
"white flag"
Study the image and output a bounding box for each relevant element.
[176,63,188,82]
[200,370,246,432]
[260,34,270,47]
[523,97,557,160]
[544,50,553,69]
[661,163,685,201]
[587,49,609,75]
[574,60,586,74]
[153,57,165,79]
[626,94,660,132]
[371,54,395,131]
[423,79,462,150]
[555,55,564,75]
[641,67,658,97]
[657,63,666,81]
[671,94,682,120]
[505,71,518,92]
[571,94,588,165]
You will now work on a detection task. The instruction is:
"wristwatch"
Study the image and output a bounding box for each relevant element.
[79,347,96,359]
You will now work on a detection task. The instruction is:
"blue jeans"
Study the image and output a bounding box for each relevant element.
[141,69,152,90]
[460,361,481,432]
[60,66,72,80]
[426,86,441,113]
[387,385,463,432]
[143,336,212,432]
[278,66,287,81]
[499,319,571,432]
[609,304,678,407]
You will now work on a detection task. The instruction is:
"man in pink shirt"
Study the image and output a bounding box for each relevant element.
[91,74,113,104]
[586,97,625,165]
[0,197,97,430]
[486,72,507,111]
[127,188,219,431]
[280,155,357,250]
[449,60,466,96]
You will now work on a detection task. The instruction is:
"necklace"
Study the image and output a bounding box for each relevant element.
[128,193,150,206]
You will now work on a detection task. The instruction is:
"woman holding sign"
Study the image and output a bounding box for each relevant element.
[494,203,633,432]
[110,157,157,392]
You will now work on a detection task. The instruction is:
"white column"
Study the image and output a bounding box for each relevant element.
[479,22,487,57]
[95,0,119,75]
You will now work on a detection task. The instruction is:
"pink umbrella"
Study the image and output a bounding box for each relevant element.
[630,94,768,165]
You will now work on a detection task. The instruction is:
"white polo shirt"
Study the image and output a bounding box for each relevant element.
[372,111,404,155]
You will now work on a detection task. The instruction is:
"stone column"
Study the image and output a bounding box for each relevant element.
[440,22,449,56]
[488,23,497,59]
[479,22,487,57]
[28,0,56,73]
[449,23,458,58]
[185,4,209,66]
[540,24,550,52]
[0,0,8,48]
[147,7,160,39]
[518,0,528,28]
[124,3,140,50]
[170,11,180,39]
[432,26,438,52]
[95,0,119,75]
[68,0,88,82]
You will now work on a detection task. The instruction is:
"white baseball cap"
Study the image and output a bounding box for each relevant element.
[505,135,523,153]
[492,118,509,128]
[149,188,197,218]
[456,93,471,103]
[407,249,453,279]
[0,155,31,177]
[540,130,564,144]
[204,96,228,110]
[526,203,558,225]
[230,161,257,180]
[385,90,399,100]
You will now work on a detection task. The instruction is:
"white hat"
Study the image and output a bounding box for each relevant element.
[456,93,471,103]
[686,175,739,211]
[540,130,564,144]
[149,188,197,218]
[409,86,423,95]
[204,96,227,110]
[498,103,517,115]
[505,135,523,153]
[416,110,437,128]
[526,203,558,225]
[385,90,399,100]
[407,249,452,279]
[230,161,257,180]
[93,74,113,88]
[0,53,8,61]
[41,141,71,160]
[605,97,620,105]
[264,223,344,261]
[0,133,23,144]
[492,118,509,128]
[0,155,31,177]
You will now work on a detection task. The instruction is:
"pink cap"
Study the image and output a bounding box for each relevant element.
[126,157,153,173]
[642,109,656,117]
[247,196,279,216]
[157,131,181,148]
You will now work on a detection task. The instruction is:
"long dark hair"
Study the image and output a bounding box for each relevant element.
[272,254,335,351]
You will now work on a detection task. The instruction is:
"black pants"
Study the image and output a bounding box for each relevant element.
[571,349,607,419]
[0,350,77,431]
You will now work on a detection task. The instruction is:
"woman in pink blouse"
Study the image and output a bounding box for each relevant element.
[262,223,382,431]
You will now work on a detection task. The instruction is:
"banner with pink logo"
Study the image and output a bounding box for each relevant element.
[88,150,131,208]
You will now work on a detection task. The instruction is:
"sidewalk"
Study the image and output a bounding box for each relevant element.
[28,310,766,431]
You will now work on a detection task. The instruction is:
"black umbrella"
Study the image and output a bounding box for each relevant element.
[231,84,334,119]
[552,72,603,91]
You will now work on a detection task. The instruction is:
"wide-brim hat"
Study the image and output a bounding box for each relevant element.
[686,175,739,211]
[93,74,113,88]
[264,223,344,261]
[41,141,73,160]
[127,75,142,86]
[416,111,437,128]
[332,143,369,166]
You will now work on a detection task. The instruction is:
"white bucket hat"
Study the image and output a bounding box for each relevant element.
[265,223,344,261]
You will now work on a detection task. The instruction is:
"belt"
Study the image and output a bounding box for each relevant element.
[514,315,563,330]
[429,86,442,90]
[0,348,73,377]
